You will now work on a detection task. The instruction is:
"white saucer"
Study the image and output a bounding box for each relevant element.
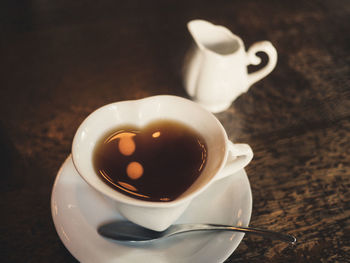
[51,155,252,263]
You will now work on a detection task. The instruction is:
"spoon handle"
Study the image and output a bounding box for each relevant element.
[200,224,296,244]
[165,224,296,244]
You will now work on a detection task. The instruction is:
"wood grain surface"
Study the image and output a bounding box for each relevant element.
[0,0,349,262]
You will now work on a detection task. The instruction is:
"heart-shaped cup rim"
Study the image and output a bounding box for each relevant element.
[72,95,229,209]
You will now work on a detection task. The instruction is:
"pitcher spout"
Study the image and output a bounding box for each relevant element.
[187,19,241,56]
[187,20,213,50]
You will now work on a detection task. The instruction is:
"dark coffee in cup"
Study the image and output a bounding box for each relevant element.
[93,119,207,202]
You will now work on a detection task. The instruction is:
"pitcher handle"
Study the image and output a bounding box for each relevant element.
[213,141,253,182]
[246,41,277,87]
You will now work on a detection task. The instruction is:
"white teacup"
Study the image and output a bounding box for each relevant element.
[72,95,253,231]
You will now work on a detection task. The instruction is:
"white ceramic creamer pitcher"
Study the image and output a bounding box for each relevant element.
[183,20,278,113]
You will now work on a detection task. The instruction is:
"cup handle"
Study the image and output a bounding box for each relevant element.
[213,141,253,182]
[246,41,277,88]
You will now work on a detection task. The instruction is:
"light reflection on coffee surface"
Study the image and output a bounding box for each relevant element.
[93,120,207,202]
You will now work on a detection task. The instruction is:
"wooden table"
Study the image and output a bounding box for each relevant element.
[1,0,349,262]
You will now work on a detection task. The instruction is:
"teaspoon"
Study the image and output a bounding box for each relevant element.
[98,221,296,244]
